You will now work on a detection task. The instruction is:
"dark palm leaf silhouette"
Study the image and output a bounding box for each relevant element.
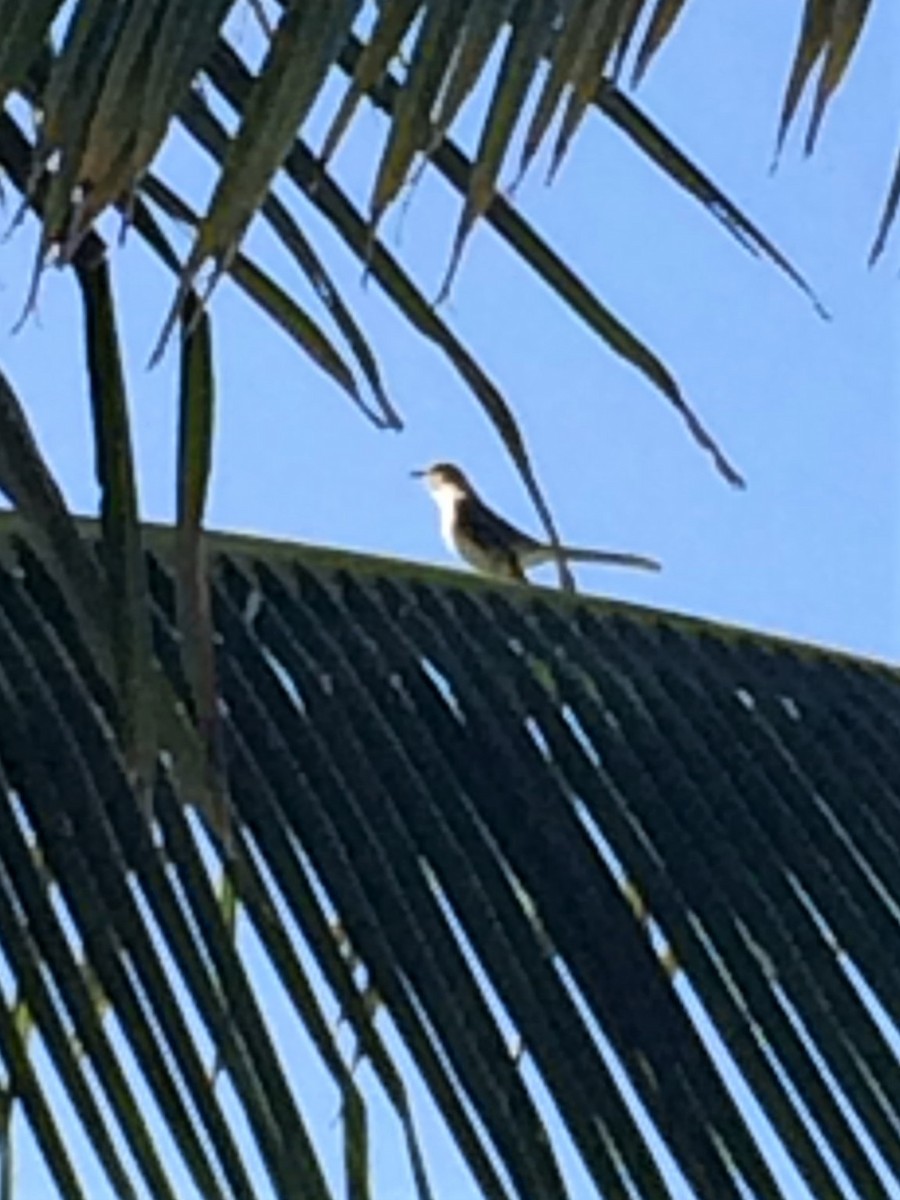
[1,519,897,1200]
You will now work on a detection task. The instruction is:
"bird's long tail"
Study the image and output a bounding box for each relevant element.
[526,546,661,572]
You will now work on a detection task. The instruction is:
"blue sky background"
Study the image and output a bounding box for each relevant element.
[1,3,898,1198]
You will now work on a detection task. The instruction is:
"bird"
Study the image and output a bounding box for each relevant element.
[412,462,661,582]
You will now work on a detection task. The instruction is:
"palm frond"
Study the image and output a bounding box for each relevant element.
[2,0,882,485]
[0,515,898,1200]
[75,255,157,813]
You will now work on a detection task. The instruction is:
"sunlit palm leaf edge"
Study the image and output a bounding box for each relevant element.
[1,513,898,1200]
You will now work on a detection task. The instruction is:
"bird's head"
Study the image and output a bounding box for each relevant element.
[411,462,472,501]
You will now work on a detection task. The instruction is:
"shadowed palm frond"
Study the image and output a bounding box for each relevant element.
[0,515,897,1200]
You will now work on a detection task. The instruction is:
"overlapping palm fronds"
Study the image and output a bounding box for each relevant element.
[1,518,898,1200]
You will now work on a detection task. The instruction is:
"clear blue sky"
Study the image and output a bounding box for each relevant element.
[1,4,898,1198]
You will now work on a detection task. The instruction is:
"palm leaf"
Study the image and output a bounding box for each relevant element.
[75,255,157,814]
[1,1,883,496]
[1,514,898,1200]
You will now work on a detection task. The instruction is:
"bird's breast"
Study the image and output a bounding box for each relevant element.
[435,491,461,555]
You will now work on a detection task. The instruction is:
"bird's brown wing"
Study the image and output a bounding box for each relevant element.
[454,495,535,580]
[455,497,659,577]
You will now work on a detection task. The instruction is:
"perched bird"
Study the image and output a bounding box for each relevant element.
[412,462,660,582]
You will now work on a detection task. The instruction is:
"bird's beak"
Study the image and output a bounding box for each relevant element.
[410,468,426,479]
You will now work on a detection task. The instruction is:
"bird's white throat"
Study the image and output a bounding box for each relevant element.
[428,480,467,553]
